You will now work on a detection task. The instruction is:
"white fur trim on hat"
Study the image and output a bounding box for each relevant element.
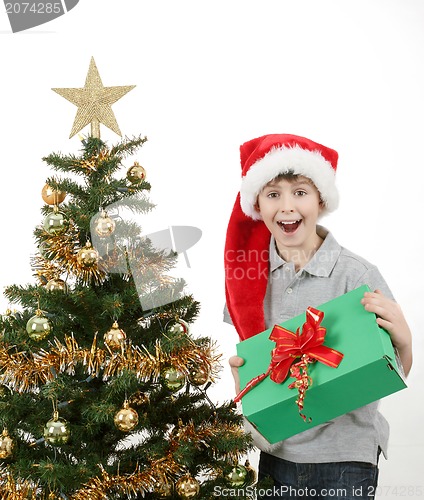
[240,145,339,220]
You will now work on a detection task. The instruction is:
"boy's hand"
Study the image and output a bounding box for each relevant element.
[229,355,244,395]
[361,289,412,375]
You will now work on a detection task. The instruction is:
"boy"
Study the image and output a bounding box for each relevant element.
[224,134,412,499]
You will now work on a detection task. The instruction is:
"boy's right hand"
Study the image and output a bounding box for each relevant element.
[228,355,244,395]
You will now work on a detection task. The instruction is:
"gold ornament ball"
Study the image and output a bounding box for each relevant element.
[188,364,210,386]
[26,313,51,341]
[166,318,189,336]
[42,183,66,205]
[43,211,66,235]
[243,460,257,486]
[94,211,116,237]
[126,161,146,184]
[162,367,186,392]
[226,464,248,488]
[155,479,173,497]
[45,279,68,293]
[38,241,53,259]
[77,243,99,268]
[114,401,139,432]
[104,321,127,351]
[175,475,200,498]
[129,391,150,407]
[0,429,14,459]
[44,412,70,446]
[0,385,12,399]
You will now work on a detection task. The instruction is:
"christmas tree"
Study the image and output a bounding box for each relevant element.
[0,58,253,499]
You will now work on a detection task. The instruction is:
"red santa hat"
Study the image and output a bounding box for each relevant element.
[225,134,339,340]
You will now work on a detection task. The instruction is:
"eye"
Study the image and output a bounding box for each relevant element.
[294,189,307,196]
[266,191,280,198]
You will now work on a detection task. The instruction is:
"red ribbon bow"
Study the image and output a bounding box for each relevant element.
[234,307,343,407]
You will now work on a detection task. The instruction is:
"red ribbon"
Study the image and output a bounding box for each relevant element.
[234,307,344,408]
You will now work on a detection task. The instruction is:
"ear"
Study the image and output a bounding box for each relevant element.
[253,198,261,216]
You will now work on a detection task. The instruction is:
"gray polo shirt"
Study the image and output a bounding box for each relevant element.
[225,226,396,465]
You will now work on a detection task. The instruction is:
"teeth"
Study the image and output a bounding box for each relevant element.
[278,219,301,225]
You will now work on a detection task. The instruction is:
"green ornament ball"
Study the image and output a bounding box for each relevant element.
[43,211,66,234]
[26,313,51,341]
[38,241,52,259]
[162,367,186,392]
[226,464,248,487]
[44,412,70,446]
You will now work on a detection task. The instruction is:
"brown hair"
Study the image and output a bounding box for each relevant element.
[254,171,324,211]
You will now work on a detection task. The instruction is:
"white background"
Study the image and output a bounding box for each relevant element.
[0,1,422,497]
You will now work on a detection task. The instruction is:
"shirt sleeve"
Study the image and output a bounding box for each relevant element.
[353,265,395,301]
[223,303,234,325]
[353,266,407,375]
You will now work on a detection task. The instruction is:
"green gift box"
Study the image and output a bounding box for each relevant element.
[236,285,407,444]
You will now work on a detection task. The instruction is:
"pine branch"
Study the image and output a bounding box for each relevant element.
[109,135,148,159]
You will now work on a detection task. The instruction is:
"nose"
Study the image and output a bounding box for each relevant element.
[278,195,295,212]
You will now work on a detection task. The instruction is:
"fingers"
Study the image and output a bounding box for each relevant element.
[361,290,409,339]
[375,316,392,330]
[361,290,385,303]
[228,355,244,368]
[361,291,393,314]
[229,356,244,396]
[361,290,412,375]
[363,300,392,318]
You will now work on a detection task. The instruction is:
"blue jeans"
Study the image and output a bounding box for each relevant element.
[258,452,379,500]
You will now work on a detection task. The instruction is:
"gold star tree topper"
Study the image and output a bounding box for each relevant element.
[52,57,135,138]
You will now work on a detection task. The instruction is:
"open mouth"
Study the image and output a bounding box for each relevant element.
[277,219,302,233]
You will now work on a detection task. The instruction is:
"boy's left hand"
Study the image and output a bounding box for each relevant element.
[361,289,412,375]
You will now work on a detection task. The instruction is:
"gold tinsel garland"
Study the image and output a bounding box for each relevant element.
[0,456,180,499]
[0,334,220,393]
[78,145,110,173]
[0,420,245,498]
[0,470,37,499]
[31,256,62,286]
[169,419,247,464]
[33,221,177,288]
[70,456,183,500]
[33,221,107,286]
[72,419,248,498]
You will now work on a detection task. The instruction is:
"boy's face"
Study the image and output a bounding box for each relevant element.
[255,175,323,258]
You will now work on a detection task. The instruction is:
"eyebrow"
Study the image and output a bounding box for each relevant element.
[264,179,313,188]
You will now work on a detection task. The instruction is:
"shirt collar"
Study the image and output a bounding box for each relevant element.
[269,225,341,277]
